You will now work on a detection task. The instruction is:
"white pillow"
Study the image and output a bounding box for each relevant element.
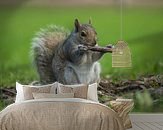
[15,82,24,103]
[87,83,98,102]
[15,82,58,103]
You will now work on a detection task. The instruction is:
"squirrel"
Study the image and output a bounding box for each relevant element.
[31,19,106,85]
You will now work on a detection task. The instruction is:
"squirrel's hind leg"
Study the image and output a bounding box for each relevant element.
[63,66,80,85]
[33,48,56,85]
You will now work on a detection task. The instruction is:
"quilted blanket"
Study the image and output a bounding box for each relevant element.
[0,98,125,130]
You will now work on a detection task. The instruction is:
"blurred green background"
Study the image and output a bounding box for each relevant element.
[0,0,163,111]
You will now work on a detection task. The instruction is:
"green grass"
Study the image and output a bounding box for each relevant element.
[0,6,163,87]
[0,100,4,111]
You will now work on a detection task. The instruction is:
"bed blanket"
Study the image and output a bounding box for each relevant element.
[0,98,125,130]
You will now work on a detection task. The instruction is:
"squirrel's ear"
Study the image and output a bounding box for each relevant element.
[74,19,80,32]
[88,18,92,25]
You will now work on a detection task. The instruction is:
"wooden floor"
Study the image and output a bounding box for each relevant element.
[128,114,163,130]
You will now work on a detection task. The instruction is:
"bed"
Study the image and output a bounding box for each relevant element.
[0,98,126,130]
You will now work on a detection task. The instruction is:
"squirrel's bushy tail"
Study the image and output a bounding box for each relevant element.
[31,25,70,84]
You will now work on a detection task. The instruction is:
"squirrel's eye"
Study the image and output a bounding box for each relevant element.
[81,31,87,37]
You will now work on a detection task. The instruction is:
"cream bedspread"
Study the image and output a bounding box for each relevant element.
[0,98,125,130]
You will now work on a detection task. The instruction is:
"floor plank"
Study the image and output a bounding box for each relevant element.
[127,114,163,130]
[145,122,161,130]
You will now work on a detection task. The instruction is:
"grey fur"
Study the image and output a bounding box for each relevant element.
[31,20,104,85]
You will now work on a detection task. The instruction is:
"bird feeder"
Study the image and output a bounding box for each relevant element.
[112,40,132,68]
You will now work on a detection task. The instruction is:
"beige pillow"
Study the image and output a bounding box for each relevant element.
[57,82,98,102]
[15,82,58,102]
[57,84,88,99]
[32,93,74,99]
[23,86,51,100]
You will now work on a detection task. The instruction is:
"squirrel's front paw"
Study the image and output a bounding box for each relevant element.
[106,44,114,48]
[78,45,88,51]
